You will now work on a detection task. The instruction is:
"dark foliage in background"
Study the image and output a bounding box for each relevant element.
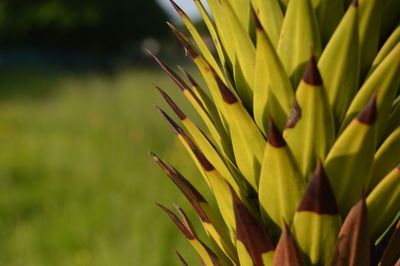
[0,0,169,52]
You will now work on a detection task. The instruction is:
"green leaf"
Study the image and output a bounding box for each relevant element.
[368,25,400,76]
[228,0,252,32]
[157,203,221,265]
[259,118,305,231]
[207,0,236,68]
[151,153,239,264]
[367,166,400,240]
[169,0,223,79]
[166,23,232,134]
[254,19,293,134]
[341,43,400,141]
[156,108,242,234]
[369,127,400,192]
[292,162,341,266]
[193,0,228,73]
[147,50,223,134]
[277,0,321,86]
[310,0,344,45]
[251,0,283,46]
[283,54,335,179]
[220,0,256,108]
[318,1,359,126]
[156,86,250,197]
[213,72,266,191]
[178,68,235,161]
[358,0,384,77]
[325,95,377,216]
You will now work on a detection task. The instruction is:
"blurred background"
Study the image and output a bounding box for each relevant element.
[0,0,212,265]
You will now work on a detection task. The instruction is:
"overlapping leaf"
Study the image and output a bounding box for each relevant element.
[151,0,400,264]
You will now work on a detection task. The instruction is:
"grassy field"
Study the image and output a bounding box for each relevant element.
[0,66,211,265]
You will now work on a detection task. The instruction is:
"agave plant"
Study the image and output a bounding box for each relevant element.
[149,0,399,264]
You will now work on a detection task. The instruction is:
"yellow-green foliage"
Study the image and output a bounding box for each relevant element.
[151,0,400,265]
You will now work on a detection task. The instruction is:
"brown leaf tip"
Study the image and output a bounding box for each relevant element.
[285,98,302,129]
[356,93,377,125]
[351,0,358,7]
[173,204,198,239]
[178,66,199,88]
[155,86,187,120]
[297,161,339,215]
[212,69,238,104]
[302,52,323,86]
[169,0,185,16]
[148,52,190,92]
[167,22,199,59]
[150,153,211,222]
[177,132,215,172]
[157,203,195,240]
[192,145,215,172]
[231,186,274,265]
[268,117,286,147]
[251,9,263,31]
[274,223,304,266]
[156,106,184,135]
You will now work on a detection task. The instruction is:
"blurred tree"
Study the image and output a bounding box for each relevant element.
[0,0,169,52]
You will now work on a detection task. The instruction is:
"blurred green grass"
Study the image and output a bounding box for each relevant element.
[0,66,210,265]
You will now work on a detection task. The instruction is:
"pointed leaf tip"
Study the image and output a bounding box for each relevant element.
[302,53,323,86]
[297,161,339,215]
[156,203,195,240]
[268,117,286,147]
[178,131,216,172]
[155,86,187,120]
[173,204,198,239]
[356,93,377,124]
[156,106,184,135]
[148,53,189,92]
[169,0,184,16]
[178,66,199,88]
[151,153,211,223]
[331,196,369,266]
[167,22,199,59]
[211,69,238,104]
[273,223,304,266]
